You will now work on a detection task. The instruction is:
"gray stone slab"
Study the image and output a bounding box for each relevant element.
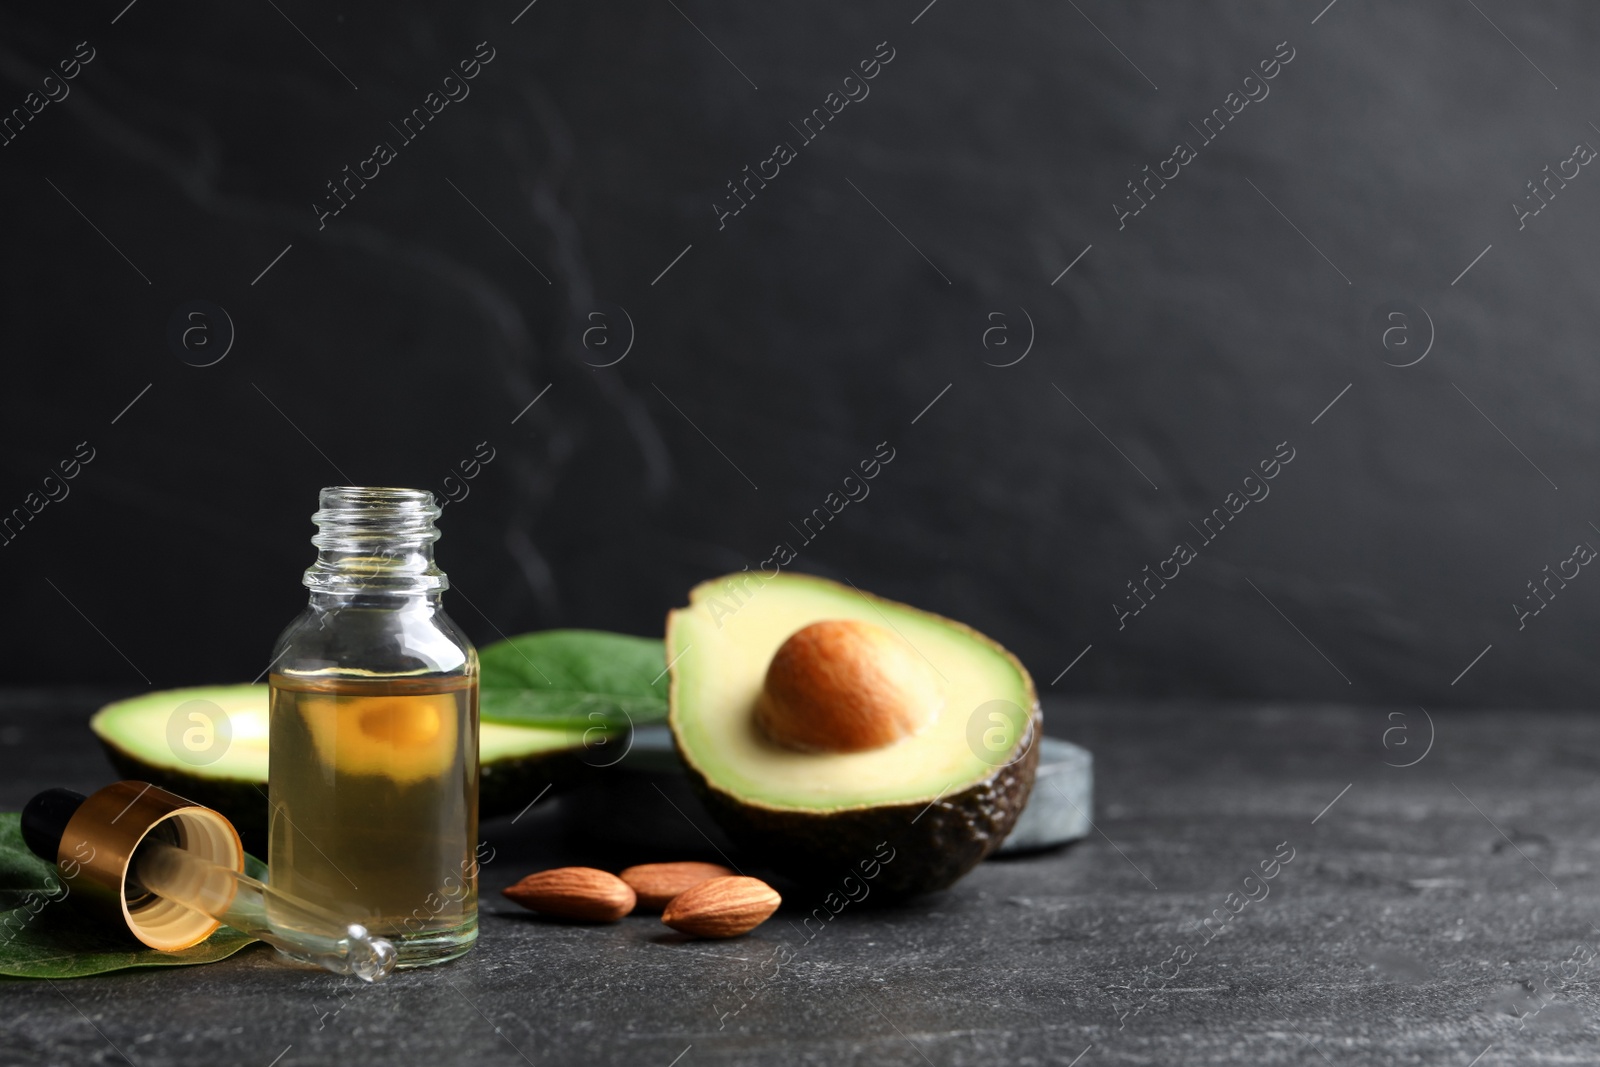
[996,737,1092,853]
[0,692,1588,1065]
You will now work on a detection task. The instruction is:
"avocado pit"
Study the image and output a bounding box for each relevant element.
[756,619,942,753]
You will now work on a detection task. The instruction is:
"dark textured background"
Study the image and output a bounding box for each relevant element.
[4,0,1599,709]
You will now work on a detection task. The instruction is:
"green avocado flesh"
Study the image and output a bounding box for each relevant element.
[90,685,594,853]
[667,573,1041,896]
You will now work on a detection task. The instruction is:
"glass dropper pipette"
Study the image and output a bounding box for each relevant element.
[130,837,397,982]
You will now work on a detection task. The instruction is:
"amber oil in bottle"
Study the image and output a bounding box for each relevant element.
[268,488,478,968]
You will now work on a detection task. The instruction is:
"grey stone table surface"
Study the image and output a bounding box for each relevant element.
[2,690,1595,1066]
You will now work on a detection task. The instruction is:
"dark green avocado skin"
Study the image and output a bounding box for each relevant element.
[680,706,1042,898]
[477,746,596,820]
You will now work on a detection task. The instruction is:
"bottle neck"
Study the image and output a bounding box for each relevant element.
[302,487,448,597]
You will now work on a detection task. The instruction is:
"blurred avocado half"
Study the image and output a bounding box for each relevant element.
[90,684,597,853]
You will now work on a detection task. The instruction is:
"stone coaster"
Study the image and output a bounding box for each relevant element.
[997,736,1092,854]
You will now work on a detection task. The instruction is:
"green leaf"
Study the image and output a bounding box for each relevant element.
[479,629,669,730]
[0,812,264,979]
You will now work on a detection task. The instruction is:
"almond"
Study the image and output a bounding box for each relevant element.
[620,862,736,911]
[501,867,635,922]
[661,875,781,938]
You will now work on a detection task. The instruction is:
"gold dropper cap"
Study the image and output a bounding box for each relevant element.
[56,781,244,951]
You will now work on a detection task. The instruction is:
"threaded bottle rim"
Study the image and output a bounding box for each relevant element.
[303,486,448,594]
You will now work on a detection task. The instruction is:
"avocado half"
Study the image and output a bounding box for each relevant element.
[90,685,598,853]
[666,573,1041,897]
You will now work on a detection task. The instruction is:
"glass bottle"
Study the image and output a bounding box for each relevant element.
[267,487,479,968]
